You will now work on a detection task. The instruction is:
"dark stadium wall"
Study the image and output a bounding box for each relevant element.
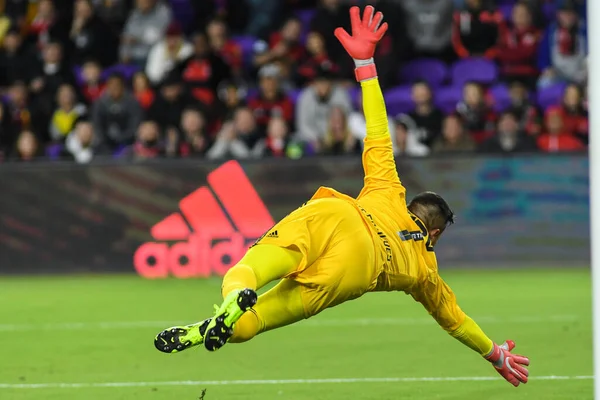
[0,155,590,275]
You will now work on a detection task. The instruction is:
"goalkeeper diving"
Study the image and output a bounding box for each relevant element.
[154,5,530,387]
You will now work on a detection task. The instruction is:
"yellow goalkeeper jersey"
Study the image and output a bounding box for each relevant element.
[309,78,466,334]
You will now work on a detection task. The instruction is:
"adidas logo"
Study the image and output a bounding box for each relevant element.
[134,161,275,278]
[266,230,278,238]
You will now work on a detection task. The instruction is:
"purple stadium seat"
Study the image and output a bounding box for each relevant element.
[399,59,448,87]
[383,85,413,115]
[499,4,513,21]
[232,35,259,67]
[168,0,194,31]
[348,86,361,110]
[288,88,302,106]
[296,9,316,43]
[434,86,463,114]
[451,58,498,87]
[543,2,557,22]
[46,143,64,160]
[73,66,84,85]
[537,83,567,111]
[103,64,140,81]
[488,84,511,112]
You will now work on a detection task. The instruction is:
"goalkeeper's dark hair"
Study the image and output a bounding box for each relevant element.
[407,191,455,231]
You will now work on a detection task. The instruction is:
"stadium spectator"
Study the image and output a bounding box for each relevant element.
[216,80,247,121]
[452,0,503,59]
[207,107,262,159]
[132,71,155,110]
[206,18,243,78]
[69,0,118,67]
[496,2,541,89]
[120,0,172,66]
[310,0,350,67]
[0,27,36,88]
[29,41,78,132]
[65,119,96,163]
[91,0,132,32]
[322,106,359,155]
[295,32,339,87]
[148,73,190,136]
[133,120,162,159]
[456,81,496,143]
[80,60,106,104]
[179,31,231,106]
[49,84,87,142]
[506,80,542,136]
[538,0,587,88]
[248,64,294,131]
[537,106,585,152]
[26,0,68,50]
[258,116,290,158]
[296,66,352,147]
[92,72,142,152]
[254,17,304,80]
[178,107,210,157]
[297,31,340,87]
[405,81,445,149]
[392,114,431,157]
[401,0,454,62]
[4,0,29,31]
[478,111,538,153]
[553,83,588,142]
[6,81,37,135]
[432,113,476,153]
[13,129,40,161]
[146,21,193,85]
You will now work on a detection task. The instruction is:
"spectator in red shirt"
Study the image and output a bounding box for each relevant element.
[253,17,304,80]
[452,0,503,59]
[497,2,541,89]
[177,107,210,157]
[179,31,232,106]
[247,64,294,132]
[456,81,496,143]
[80,60,106,105]
[507,80,541,136]
[207,18,243,78]
[297,32,340,87]
[537,106,585,152]
[27,0,68,50]
[133,120,163,159]
[260,116,290,158]
[550,83,588,144]
[132,71,155,110]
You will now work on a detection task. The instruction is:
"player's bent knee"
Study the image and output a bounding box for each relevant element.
[229,311,261,343]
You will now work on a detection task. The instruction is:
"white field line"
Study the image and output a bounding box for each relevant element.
[0,375,593,390]
[0,315,581,332]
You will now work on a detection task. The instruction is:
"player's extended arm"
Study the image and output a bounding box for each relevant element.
[334,6,402,192]
[414,276,530,387]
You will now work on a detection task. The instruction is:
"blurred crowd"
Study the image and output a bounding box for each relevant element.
[0,0,588,163]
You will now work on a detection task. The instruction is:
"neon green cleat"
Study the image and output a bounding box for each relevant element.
[204,288,257,351]
[154,319,210,354]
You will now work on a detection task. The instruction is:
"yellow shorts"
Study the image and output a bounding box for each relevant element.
[255,198,378,317]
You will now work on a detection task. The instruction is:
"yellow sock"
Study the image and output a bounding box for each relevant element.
[229,311,261,343]
[221,244,303,298]
[221,264,258,298]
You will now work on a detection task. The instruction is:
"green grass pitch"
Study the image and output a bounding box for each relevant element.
[0,268,592,400]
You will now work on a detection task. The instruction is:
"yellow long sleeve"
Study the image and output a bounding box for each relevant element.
[361,78,389,139]
[357,78,402,196]
[449,316,494,355]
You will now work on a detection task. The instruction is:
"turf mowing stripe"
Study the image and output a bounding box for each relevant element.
[0,315,580,332]
[0,375,593,389]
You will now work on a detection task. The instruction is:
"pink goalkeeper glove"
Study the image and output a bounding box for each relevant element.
[485,340,530,387]
[334,5,388,82]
